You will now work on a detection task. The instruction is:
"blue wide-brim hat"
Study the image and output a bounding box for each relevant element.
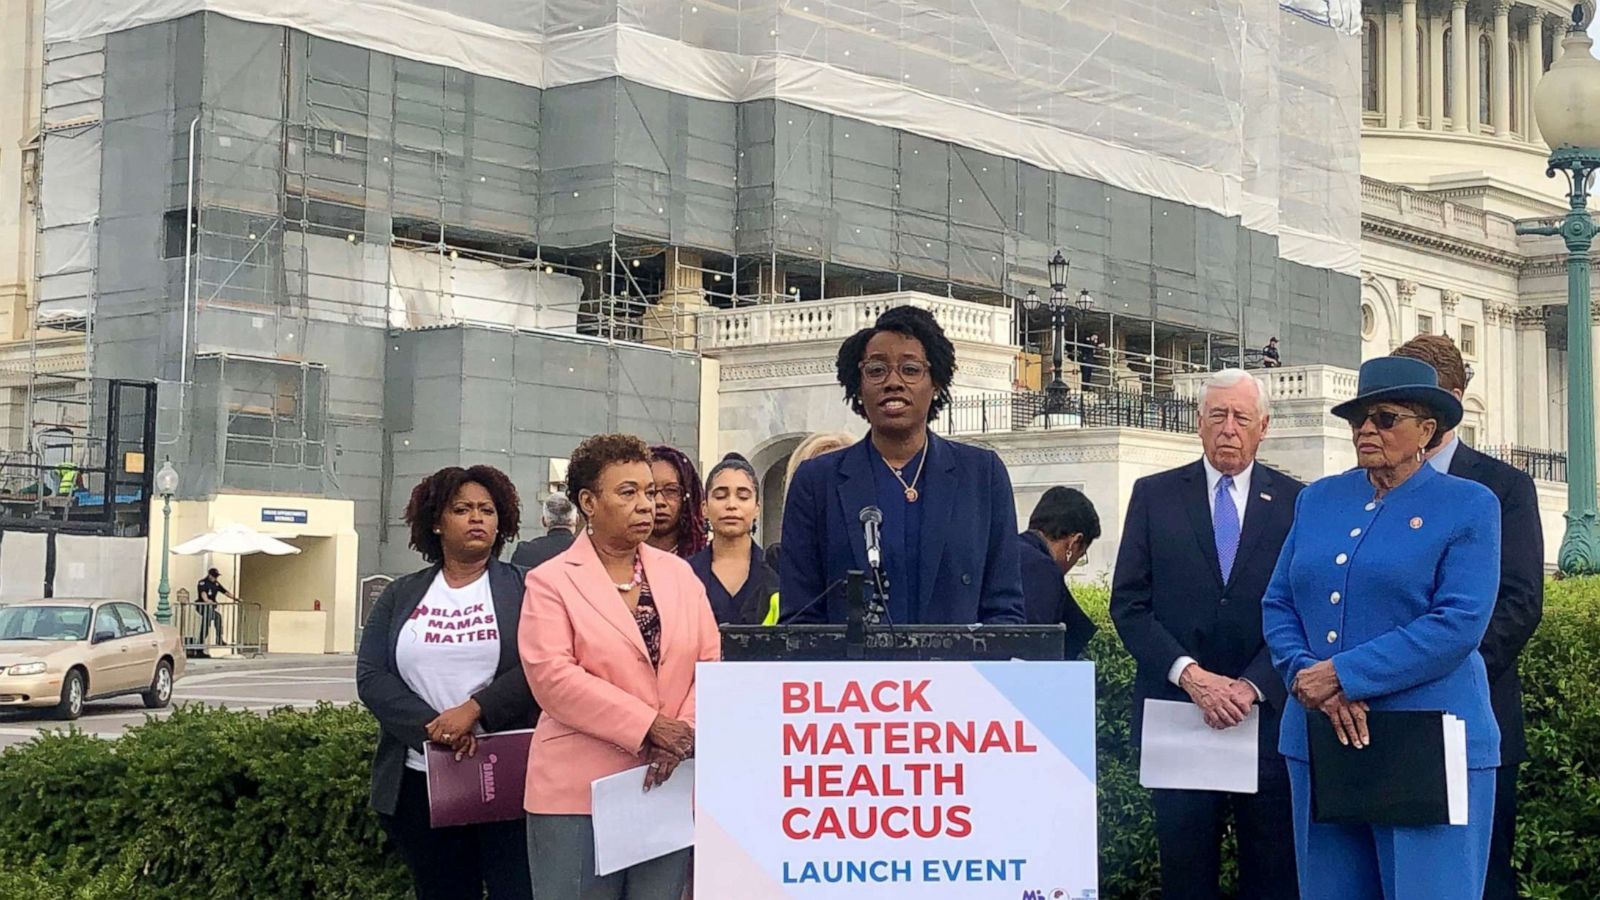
[1330,356,1463,432]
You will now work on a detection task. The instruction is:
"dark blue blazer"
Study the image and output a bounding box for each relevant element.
[1111,460,1303,758]
[778,431,1025,625]
[1019,530,1097,659]
[1448,442,1543,765]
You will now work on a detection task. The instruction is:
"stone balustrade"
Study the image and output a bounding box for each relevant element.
[698,292,1013,351]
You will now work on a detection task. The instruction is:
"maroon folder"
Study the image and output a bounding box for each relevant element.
[425,730,533,828]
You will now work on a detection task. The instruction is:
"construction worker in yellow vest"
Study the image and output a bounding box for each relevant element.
[55,461,79,498]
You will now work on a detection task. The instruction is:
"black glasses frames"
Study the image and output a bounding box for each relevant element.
[859,360,930,385]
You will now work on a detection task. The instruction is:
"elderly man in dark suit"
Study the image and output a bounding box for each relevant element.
[509,494,578,570]
[1111,369,1303,900]
[1393,335,1543,900]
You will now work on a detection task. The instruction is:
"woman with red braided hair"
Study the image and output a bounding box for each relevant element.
[646,445,708,559]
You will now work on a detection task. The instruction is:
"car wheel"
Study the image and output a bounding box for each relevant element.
[142,659,174,710]
[55,669,85,721]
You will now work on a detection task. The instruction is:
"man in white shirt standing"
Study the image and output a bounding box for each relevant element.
[1111,369,1305,900]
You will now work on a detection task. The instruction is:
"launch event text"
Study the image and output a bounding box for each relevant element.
[695,661,1100,899]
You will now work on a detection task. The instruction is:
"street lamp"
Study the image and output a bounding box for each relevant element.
[1519,2,1600,574]
[1024,251,1094,411]
[154,459,179,624]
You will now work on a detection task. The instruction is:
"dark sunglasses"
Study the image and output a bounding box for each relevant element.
[1346,410,1427,430]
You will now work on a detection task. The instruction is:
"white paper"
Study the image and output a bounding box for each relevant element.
[591,760,696,877]
[1443,715,1469,826]
[1139,698,1260,794]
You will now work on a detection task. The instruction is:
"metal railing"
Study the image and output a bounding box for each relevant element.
[938,388,1199,437]
[1481,445,1567,483]
[171,601,265,657]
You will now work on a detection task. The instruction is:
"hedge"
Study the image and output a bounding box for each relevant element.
[1,578,1596,899]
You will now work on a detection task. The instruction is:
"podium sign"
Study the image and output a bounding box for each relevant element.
[696,661,1097,899]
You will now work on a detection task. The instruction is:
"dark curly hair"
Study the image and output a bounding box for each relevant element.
[566,433,653,514]
[405,465,522,564]
[835,305,957,421]
[649,444,708,557]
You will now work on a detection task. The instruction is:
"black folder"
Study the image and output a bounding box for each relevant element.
[1307,710,1454,826]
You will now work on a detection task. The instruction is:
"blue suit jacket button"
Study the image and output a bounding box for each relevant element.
[961,573,973,585]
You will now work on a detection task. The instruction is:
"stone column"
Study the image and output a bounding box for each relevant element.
[1451,0,1470,130]
[1515,307,1551,449]
[1385,6,1405,128]
[1493,2,1512,135]
[1528,11,1545,143]
[1550,14,1565,63]
[643,247,706,351]
[1401,0,1420,128]
[1441,289,1460,337]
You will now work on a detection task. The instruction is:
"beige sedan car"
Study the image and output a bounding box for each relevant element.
[0,598,186,720]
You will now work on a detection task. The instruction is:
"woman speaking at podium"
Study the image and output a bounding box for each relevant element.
[778,305,1024,625]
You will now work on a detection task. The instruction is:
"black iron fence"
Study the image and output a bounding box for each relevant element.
[938,389,1199,436]
[1481,445,1567,483]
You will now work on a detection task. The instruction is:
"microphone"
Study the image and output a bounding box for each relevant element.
[859,506,883,571]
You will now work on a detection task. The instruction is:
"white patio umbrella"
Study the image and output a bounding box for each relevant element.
[172,523,302,557]
[169,524,300,651]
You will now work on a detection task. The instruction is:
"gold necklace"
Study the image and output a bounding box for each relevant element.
[885,446,928,503]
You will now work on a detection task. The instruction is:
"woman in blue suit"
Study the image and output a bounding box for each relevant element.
[779,305,1024,625]
[1262,356,1501,900]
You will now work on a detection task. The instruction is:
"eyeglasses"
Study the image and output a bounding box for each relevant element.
[1347,410,1427,430]
[655,486,683,502]
[860,360,929,385]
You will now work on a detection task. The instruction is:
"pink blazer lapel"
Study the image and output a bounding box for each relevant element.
[562,535,650,665]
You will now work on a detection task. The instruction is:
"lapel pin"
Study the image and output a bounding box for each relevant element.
[1410,516,1423,530]
[1259,493,1272,502]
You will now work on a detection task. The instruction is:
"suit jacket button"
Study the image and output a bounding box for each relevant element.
[1326,630,1338,643]
[961,573,973,585]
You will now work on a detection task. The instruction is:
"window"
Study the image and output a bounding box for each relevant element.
[1417,26,1428,116]
[1443,27,1454,115]
[1363,20,1381,113]
[1361,303,1377,339]
[1461,424,1478,447]
[1417,313,1435,335]
[113,604,152,636]
[162,209,196,260]
[1509,45,1520,133]
[1479,33,1493,127]
[93,606,122,641]
[1460,322,1477,357]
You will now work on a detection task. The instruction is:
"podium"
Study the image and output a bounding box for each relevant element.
[720,568,1067,661]
[719,623,1067,662]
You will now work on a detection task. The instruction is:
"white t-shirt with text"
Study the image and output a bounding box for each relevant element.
[394,570,501,771]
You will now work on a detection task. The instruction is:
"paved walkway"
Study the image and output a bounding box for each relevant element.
[0,656,358,749]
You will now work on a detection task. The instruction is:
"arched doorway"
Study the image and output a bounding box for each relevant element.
[747,433,807,543]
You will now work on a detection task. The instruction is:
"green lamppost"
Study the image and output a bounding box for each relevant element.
[154,459,180,624]
[1519,3,1600,574]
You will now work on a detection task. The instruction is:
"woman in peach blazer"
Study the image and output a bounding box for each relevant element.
[520,433,721,900]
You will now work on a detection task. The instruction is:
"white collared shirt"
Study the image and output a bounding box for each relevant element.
[1170,456,1262,699]
[1427,435,1461,474]
[1202,456,1254,531]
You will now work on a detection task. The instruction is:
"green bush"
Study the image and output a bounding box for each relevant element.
[1515,576,1600,899]
[0,578,1595,898]
[0,704,409,900]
